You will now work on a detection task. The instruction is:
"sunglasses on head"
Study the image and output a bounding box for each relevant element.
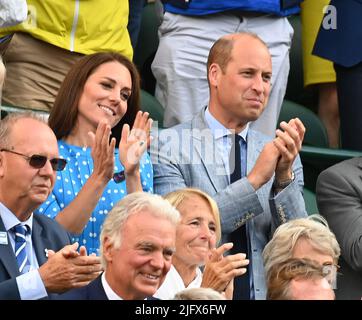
[1,149,67,171]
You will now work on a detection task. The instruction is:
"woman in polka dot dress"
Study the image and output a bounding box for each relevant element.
[35,52,153,255]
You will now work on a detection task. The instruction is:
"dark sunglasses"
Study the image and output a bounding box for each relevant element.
[1,149,67,171]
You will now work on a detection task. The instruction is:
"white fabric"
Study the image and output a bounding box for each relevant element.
[0,0,27,27]
[152,12,293,137]
[154,265,203,300]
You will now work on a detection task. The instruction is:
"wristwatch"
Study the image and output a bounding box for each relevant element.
[274,171,295,190]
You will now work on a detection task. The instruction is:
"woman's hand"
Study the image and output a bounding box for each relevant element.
[87,121,116,184]
[119,111,153,175]
[201,243,249,300]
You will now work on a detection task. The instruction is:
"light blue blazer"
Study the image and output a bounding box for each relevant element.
[151,109,307,299]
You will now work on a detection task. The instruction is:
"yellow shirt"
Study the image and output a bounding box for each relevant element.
[0,0,133,59]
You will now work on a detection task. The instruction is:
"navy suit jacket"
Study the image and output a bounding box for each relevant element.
[0,214,70,300]
[313,0,362,67]
[58,274,159,300]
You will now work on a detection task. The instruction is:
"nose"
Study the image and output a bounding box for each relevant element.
[38,160,55,177]
[199,223,213,240]
[251,75,264,94]
[109,88,121,105]
[149,251,165,270]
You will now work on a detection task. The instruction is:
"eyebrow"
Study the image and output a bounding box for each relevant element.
[101,77,132,91]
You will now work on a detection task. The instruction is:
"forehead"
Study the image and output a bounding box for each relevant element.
[228,36,272,71]
[122,211,176,246]
[292,237,334,265]
[10,118,58,155]
[178,195,215,222]
[88,61,132,84]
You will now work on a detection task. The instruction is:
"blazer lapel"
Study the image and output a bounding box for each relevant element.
[246,130,265,175]
[0,217,19,278]
[32,217,50,266]
[191,111,229,192]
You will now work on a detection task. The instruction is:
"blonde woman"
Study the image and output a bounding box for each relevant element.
[155,188,249,300]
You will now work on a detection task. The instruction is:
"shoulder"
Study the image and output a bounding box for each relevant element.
[33,214,70,240]
[56,286,88,300]
[319,157,362,180]
[324,157,361,174]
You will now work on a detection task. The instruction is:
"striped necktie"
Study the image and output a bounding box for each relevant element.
[12,224,30,274]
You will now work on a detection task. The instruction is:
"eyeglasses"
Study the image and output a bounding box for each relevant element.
[1,149,67,171]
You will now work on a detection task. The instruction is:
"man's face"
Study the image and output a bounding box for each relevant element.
[210,35,272,129]
[104,210,176,300]
[0,118,59,217]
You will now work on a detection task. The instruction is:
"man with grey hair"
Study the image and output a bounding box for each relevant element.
[59,192,180,300]
[0,113,102,300]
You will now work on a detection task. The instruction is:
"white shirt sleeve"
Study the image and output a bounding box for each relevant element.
[16,269,48,300]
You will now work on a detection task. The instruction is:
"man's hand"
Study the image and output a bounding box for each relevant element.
[247,141,280,190]
[39,243,103,293]
[274,118,305,182]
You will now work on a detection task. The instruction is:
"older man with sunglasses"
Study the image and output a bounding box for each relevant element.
[0,113,102,300]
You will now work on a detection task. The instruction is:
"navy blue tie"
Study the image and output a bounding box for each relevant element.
[229,134,250,300]
[12,224,30,274]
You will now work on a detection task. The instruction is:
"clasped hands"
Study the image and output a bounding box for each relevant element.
[247,117,305,190]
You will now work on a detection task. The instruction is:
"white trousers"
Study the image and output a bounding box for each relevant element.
[152,12,293,137]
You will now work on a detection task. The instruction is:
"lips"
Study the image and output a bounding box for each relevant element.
[98,104,116,116]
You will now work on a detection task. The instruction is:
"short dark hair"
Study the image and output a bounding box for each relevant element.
[49,52,140,143]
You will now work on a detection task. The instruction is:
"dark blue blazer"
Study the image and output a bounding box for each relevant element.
[58,274,159,300]
[313,0,362,67]
[0,214,70,300]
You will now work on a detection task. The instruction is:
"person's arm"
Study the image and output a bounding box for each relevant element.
[53,122,116,234]
[119,111,153,193]
[268,118,307,229]
[317,162,362,271]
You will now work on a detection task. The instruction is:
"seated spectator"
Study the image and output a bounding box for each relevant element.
[35,52,153,255]
[317,158,362,299]
[263,215,340,292]
[59,192,179,300]
[155,188,249,300]
[152,31,307,300]
[267,258,335,300]
[173,287,226,300]
[0,113,101,300]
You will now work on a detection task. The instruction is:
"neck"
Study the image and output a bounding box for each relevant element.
[105,269,144,300]
[64,124,93,147]
[0,195,33,221]
[208,104,247,134]
[173,257,198,287]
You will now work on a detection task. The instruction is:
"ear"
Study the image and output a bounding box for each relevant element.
[102,236,114,264]
[208,63,222,88]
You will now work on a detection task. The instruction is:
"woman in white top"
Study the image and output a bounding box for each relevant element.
[155,188,249,299]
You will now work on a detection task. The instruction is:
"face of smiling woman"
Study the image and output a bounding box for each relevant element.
[172,194,218,269]
[76,60,132,133]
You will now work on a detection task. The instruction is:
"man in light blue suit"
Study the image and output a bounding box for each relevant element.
[151,32,307,300]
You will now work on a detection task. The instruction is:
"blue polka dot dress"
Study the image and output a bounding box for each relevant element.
[35,140,154,255]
